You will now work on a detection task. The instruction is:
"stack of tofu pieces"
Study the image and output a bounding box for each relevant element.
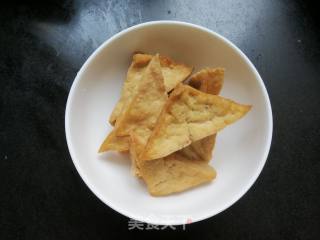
[99,54,251,196]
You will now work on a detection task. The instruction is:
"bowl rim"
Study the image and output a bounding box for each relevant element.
[65,20,273,225]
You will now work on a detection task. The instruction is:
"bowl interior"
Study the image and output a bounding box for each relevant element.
[66,22,272,225]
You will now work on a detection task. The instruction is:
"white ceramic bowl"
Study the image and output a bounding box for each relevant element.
[65,21,272,225]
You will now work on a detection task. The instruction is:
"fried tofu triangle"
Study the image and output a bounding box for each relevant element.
[140,152,216,196]
[134,132,217,195]
[109,54,150,126]
[109,54,193,126]
[141,84,251,160]
[100,54,167,153]
[130,130,216,195]
[180,68,224,162]
[115,54,168,137]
